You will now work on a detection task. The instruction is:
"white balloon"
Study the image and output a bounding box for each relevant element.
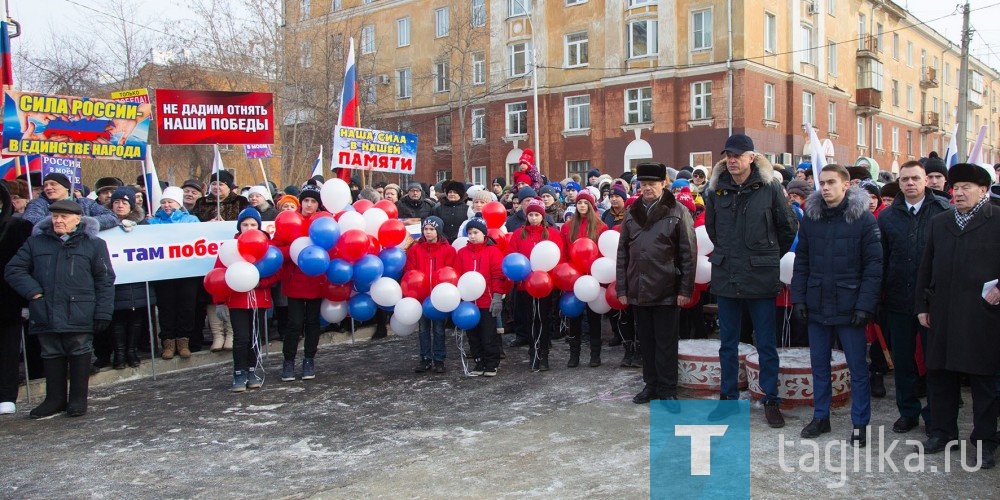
[363,208,389,236]
[218,240,245,267]
[224,261,260,293]
[320,299,348,323]
[452,237,469,251]
[338,211,366,233]
[780,252,796,285]
[694,254,712,285]
[590,257,617,284]
[457,271,487,302]
[598,230,620,259]
[390,315,417,336]
[430,283,461,313]
[588,289,612,314]
[393,297,423,325]
[529,240,561,272]
[320,178,353,212]
[289,236,314,263]
[370,277,403,307]
[573,275,601,303]
[695,226,714,256]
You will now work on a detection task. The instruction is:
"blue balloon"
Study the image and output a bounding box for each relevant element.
[379,247,407,280]
[341,203,356,212]
[308,217,341,250]
[422,297,448,321]
[348,293,377,322]
[253,246,284,278]
[378,304,395,312]
[326,258,353,284]
[353,279,372,293]
[297,245,330,276]
[353,254,384,287]
[502,253,531,281]
[451,301,481,330]
[559,292,586,318]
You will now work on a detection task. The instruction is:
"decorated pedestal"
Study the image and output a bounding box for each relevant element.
[745,347,851,409]
[677,339,756,393]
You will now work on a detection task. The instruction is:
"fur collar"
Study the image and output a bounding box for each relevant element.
[709,155,779,190]
[627,191,678,229]
[32,216,101,238]
[803,186,870,223]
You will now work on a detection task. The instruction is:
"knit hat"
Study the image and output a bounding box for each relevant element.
[516,186,538,201]
[671,179,690,190]
[237,206,262,231]
[665,167,679,183]
[161,186,185,205]
[307,175,325,187]
[43,172,71,191]
[298,185,322,204]
[276,194,300,209]
[676,170,692,180]
[407,182,423,193]
[109,186,136,208]
[519,149,535,170]
[564,181,581,192]
[466,214,488,236]
[95,177,123,194]
[675,187,697,214]
[247,185,273,202]
[847,166,872,181]
[547,182,563,196]
[948,163,993,187]
[211,170,236,189]
[513,171,532,186]
[786,180,813,198]
[538,184,557,198]
[880,181,900,199]
[524,198,546,217]
[284,185,300,196]
[575,189,596,208]
[586,168,601,181]
[923,156,948,178]
[182,179,204,193]
[611,184,629,200]
[859,180,882,204]
[422,215,444,235]
[384,183,401,197]
[492,177,506,188]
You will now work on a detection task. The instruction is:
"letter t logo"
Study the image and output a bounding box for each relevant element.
[675,425,729,475]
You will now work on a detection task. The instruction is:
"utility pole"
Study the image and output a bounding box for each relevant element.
[957,1,972,162]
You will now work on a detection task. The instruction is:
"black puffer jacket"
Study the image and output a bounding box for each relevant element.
[704,156,798,298]
[5,216,116,335]
[616,191,696,306]
[112,207,156,310]
[877,189,951,314]
[0,183,33,321]
[434,199,468,241]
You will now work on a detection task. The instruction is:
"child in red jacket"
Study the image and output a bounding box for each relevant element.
[455,215,511,376]
[404,216,456,373]
[560,190,608,368]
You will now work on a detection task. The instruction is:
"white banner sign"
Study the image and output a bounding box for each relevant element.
[100,221,237,284]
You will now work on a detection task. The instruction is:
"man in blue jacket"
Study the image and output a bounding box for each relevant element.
[791,164,883,446]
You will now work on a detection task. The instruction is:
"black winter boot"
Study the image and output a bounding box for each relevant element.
[620,343,634,367]
[112,323,127,370]
[870,372,887,398]
[567,336,580,368]
[538,349,550,372]
[66,354,91,417]
[29,357,67,419]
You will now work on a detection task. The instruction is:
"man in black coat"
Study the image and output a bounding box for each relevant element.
[396,182,436,223]
[0,182,33,415]
[434,180,468,241]
[877,160,952,434]
[5,200,116,419]
[915,163,1000,468]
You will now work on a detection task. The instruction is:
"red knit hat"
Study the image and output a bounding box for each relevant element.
[675,187,696,214]
[524,198,546,217]
[513,171,532,186]
[575,189,596,209]
[519,148,535,169]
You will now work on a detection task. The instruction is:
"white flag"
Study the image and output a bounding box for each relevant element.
[145,147,162,215]
[212,144,224,175]
[806,123,827,191]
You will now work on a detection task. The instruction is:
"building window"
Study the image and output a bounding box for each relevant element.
[434,62,450,92]
[472,166,487,186]
[691,81,712,120]
[436,115,452,146]
[396,68,412,98]
[397,17,410,47]
[300,0,310,20]
[435,7,450,38]
[508,42,531,77]
[906,84,914,112]
[300,41,312,68]
[437,170,450,183]
[944,62,951,85]
[627,20,658,58]
[828,41,837,76]
[472,52,486,85]
[472,108,486,140]
[565,32,589,67]
[567,160,590,177]
[332,0,341,12]
[876,23,883,51]
[764,13,777,54]
[362,77,376,104]
[472,0,486,27]
[567,0,586,5]
[628,0,655,6]
[803,91,815,125]
[891,79,898,107]
[361,25,375,54]
[763,83,775,121]
[801,25,815,64]
[506,102,528,135]
[565,95,590,131]
[906,41,913,67]
[858,59,883,90]
[828,101,837,133]
[875,122,883,150]
[907,130,912,155]
[891,127,899,152]
[858,14,866,42]
[856,117,865,146]
[692,9,712,50]
[944,101,950,124]
[892,33,899,60]
[625,87,653,124]
[509,0,530,17]
[827,0,835,15]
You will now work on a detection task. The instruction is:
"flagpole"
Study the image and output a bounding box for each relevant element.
[257,159,269,190]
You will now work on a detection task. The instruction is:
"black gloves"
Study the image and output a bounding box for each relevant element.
[792,304,808,322]
[93,319,111,334]
[850,310,871,327]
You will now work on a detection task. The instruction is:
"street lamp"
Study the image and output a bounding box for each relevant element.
[512,0,540,171]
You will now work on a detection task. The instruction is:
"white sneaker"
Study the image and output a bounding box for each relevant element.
[0,402,15,414]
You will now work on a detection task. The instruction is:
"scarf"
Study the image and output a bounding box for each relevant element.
[954,193,989,230]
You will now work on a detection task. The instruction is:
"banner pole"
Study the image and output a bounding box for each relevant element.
[257,158,269,190]
[20,326,31,404]
[145,282,157,380]
[21,157,32,200]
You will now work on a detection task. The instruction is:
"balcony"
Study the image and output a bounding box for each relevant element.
[920,111,940,134]
[855,88,882,116]
[856,34,880,61]
[919,66,939,88]
[968,90,984,109]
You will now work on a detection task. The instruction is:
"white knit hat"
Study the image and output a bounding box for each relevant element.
[248,185,273,202]
[161,186,185,205]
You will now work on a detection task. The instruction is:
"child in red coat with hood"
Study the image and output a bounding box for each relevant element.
[404,216,456,373]
[560,190,608,367]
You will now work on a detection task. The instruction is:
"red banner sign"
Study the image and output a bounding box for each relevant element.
[154,89,274,145]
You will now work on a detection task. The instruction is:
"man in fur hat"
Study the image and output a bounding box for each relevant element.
[191,170,249,222]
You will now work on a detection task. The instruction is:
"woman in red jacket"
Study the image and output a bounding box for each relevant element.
[455,215,511,376]
[403,216,456,373]
[507,198,563,371]
[215,208,284,392]
[560,190,608,368]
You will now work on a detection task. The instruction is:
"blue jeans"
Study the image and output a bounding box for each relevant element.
[808,323,871,425]
[418,318,446,362]
[718,296,780,403]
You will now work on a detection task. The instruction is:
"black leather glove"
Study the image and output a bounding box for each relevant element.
[93,319,111,334]
[850,310,871,327]
[792,304,808,322]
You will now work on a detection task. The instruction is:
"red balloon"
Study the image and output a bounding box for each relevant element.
[203,268,230,297]
[487,228,507,253]
[680,285,701,310]
[401,270,430,301]
[606,282,626,310]
[324,282,353,302]
[482,201,507,229]
[524,270,554,299]
[236,229,269,264]
[353,199,374,214]
[569,238,600,274]
[374,199,398,219]
[378,219,407,248]
[336,229,370,263]
[551,262,582,292]
[434,266,459,286]
[367,235,382,256]
[274,210,307,244]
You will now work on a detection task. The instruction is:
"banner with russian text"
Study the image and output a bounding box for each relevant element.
[40,157,82,192]
[154,89,274,145]
[111,88,150,105]
[332,125,417,174]
[99,221,236,284]
[1,90,150,160]
[244,144,272,159]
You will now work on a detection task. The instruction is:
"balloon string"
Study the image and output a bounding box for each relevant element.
[531,297,541,368]
[456,328,472,376]
[249,291,265,381]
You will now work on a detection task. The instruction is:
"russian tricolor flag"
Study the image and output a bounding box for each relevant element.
[0,156,41,181]
[333,37,357,182]
[0,21,13,88]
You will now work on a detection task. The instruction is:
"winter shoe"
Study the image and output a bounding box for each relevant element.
[231,370,248,393]
[469,360,485,376]
[281,360,296,381]
[210,333,225,352]
[161,339,176,360]
[567,353,580,368]
[112,326,127,370]
[800,418,832,438]
[223,333,233,351]
[870,373,887,398]
[176,338,192,359]
[482,367,498,377]
[247,369,264,389]
[0,402,14,414]
[414,358,433,373]
[432,361,446,374]
[538,354,549,372]
[30,357,68,419]
[851,425,868,447]
[589,353,601,367]
[301,358,316,380]
[633,385,656,404]
[763,400,785,428]
[707,396,740,421]
[66,354,91,417]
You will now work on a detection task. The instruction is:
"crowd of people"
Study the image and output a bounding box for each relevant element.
[1,139,999,468]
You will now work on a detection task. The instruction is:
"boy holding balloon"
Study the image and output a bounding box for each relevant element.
[404,216,456,373]
[454,215,511,376]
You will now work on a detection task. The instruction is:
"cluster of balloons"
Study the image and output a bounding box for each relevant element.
[392,267,490,334]
[501,230,624,316]
[451,201,510,253]
[204,228,284,297]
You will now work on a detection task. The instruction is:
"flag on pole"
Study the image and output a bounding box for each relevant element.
[311,145,324,178]
[806,123,827,191]
[944,124,960,169]
[333,38,358,183]
[145,147,162,215]
[968,124,988,165]
[0,21,14,88]
[212,144,224,175]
